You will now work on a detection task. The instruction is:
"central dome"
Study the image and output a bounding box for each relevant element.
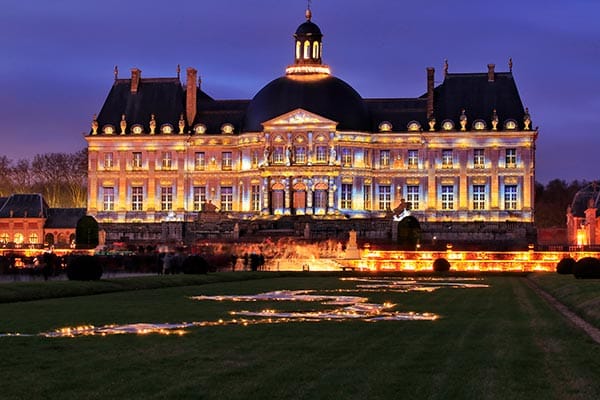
[243,75,370,132]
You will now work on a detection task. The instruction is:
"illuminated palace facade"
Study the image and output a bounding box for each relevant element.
[86,10,538,247]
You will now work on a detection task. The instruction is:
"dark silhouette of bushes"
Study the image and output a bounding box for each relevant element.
[574,257,600,279]
[182,255,209,274]
[433,258,451,272]
[556,257,576,274]
[67,255,103,281]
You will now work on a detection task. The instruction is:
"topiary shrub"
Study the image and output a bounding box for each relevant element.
[433,257,451,272]
[67,255,103,281]
[182,255,209,274]
[556,257,576,274]
[573,257,600,279]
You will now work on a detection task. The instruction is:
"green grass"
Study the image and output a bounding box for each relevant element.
[529,272,600,328]
[1,275,600,399]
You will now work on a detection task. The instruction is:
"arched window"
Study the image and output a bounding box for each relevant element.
[312,41,319,59]
[303,41,310,59]
[296,41,301,60]
[28,233,38,244]
[14,233,24,244]
[45,233,55,246]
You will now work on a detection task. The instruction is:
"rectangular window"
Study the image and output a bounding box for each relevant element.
[406,185,419,210]
[251,184,261,212]
[505,185,518,210]
[131,187,143,211]
[162,152,172,170]
[341,148,352,166]
[407,150,418,169]
[363,184,371,210]
[341,184,352,209]
[441,185,454,210]
[316,146,327,163]
[473,185,485,210]
[103,152,114,169]
[192,186,206,211]
[442,149,453,168]
[103,187,114,211]
[473,149,485,168]
[221,186,233,211]
[221,152,232,170]
[161,187,173,211]
[251,151,259,168]
[273,147,284,164]
[314,190,327,209]
[378,185,391,210]
[295,147,306,164]
[380,150,390,168]
[505,148,517,168]
[194,152,205,170]
[132,152,142,169]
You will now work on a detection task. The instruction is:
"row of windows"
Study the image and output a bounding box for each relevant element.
[102,148,520,171]
[103,184,519,213]
[0,232,39,244]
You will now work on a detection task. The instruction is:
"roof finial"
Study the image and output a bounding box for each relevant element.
[443,59,449,77]
[114,65,118,80]
[509,57,513,72]
[177,64,181,79]
[306,0,312,20]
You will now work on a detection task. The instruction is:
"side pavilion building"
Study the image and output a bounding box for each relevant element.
[86,9,538,249]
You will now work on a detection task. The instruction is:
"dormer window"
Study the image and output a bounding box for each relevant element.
[473,120,486,130]
[221,123,234,134]
[161,124,173,134]
[441,120,454,131]
[378,121,392,132]
[504,119,517,130]
[407,121,421,132]
[194,124,206,134]
[102,125,115,135]
[131,124,143,135]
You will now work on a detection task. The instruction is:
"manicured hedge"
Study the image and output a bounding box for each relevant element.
[433,258,451,272]
[573,257,600,279]
[67,255,103,281]
[556,257,576,275]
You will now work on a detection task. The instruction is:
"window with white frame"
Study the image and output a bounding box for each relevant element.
[273,147,284,164]
[194,152,205,170]
[407,150,418,169]
[380,150,390,168]
[193,186,206,211]
[251,184,261,211]
[221,152,232,170]
[132,152,142,169]
[295,147,306,164]
[341,184,352,209]
[161,186,173,211]
[406,185,419,210]
[473,149,485,168]
[29,233,38,244]
[505,148,517,168]
[473,185,485,210]
[378,185,391,210]
[131,186,144,211]
[363,184,371,209]
[504,185,518,210]
[441,185,454,210]
[315,146,327,163]
[442,149,453,168]
[341,148,352,166]
[251,151,259,168]
[162,152,172,170]
[103,152,114,169]
[221,186,233,211]
[103,187,115,211]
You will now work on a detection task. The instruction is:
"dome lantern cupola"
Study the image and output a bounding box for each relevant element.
[286,7,330,76]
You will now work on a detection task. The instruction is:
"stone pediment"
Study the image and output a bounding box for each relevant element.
[263,108,338,129]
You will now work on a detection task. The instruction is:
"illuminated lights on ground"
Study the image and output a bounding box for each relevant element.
[1,278,492,338]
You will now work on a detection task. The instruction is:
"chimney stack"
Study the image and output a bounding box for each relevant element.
[426,67,435,119]
[186,67,197,126]
[487,64,495,82]
[130,68,141,93]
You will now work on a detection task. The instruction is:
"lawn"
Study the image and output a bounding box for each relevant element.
[1,274,600,399]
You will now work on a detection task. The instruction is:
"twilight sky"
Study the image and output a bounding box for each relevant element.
[1,0,599,184]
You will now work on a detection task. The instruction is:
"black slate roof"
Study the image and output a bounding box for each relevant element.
[45,208,87,229]
[92,69,529,136]
[433,72,527,130]
[0,194,48,218]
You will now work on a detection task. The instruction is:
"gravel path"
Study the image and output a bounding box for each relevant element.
[524,277,600,345]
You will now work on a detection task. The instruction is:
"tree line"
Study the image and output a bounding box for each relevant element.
[0,149,87,208]
[0,149,590,228]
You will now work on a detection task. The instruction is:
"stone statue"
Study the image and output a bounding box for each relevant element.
[149,114,156,134]
[491,109,499,131]
[178,113,185,134]
[329,145,337,165]
[286,145,293,165]
[523,108,531,130]
[459,109,467,131]
[120,114,127,135]
[428,117,436,131]
[91,114,98,135]
[263,145,270,166]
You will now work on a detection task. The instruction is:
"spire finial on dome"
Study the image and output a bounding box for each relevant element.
[306,0,312,20]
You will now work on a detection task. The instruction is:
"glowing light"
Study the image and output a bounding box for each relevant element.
[285,65,331,75]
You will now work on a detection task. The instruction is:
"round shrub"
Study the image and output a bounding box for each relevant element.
[574,257,600,279]
[433,257,451,272]
[67,255,103,281]
[182,255,209,274]
[556,257,576,274]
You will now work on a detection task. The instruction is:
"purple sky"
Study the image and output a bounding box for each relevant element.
[1,0,599,184]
